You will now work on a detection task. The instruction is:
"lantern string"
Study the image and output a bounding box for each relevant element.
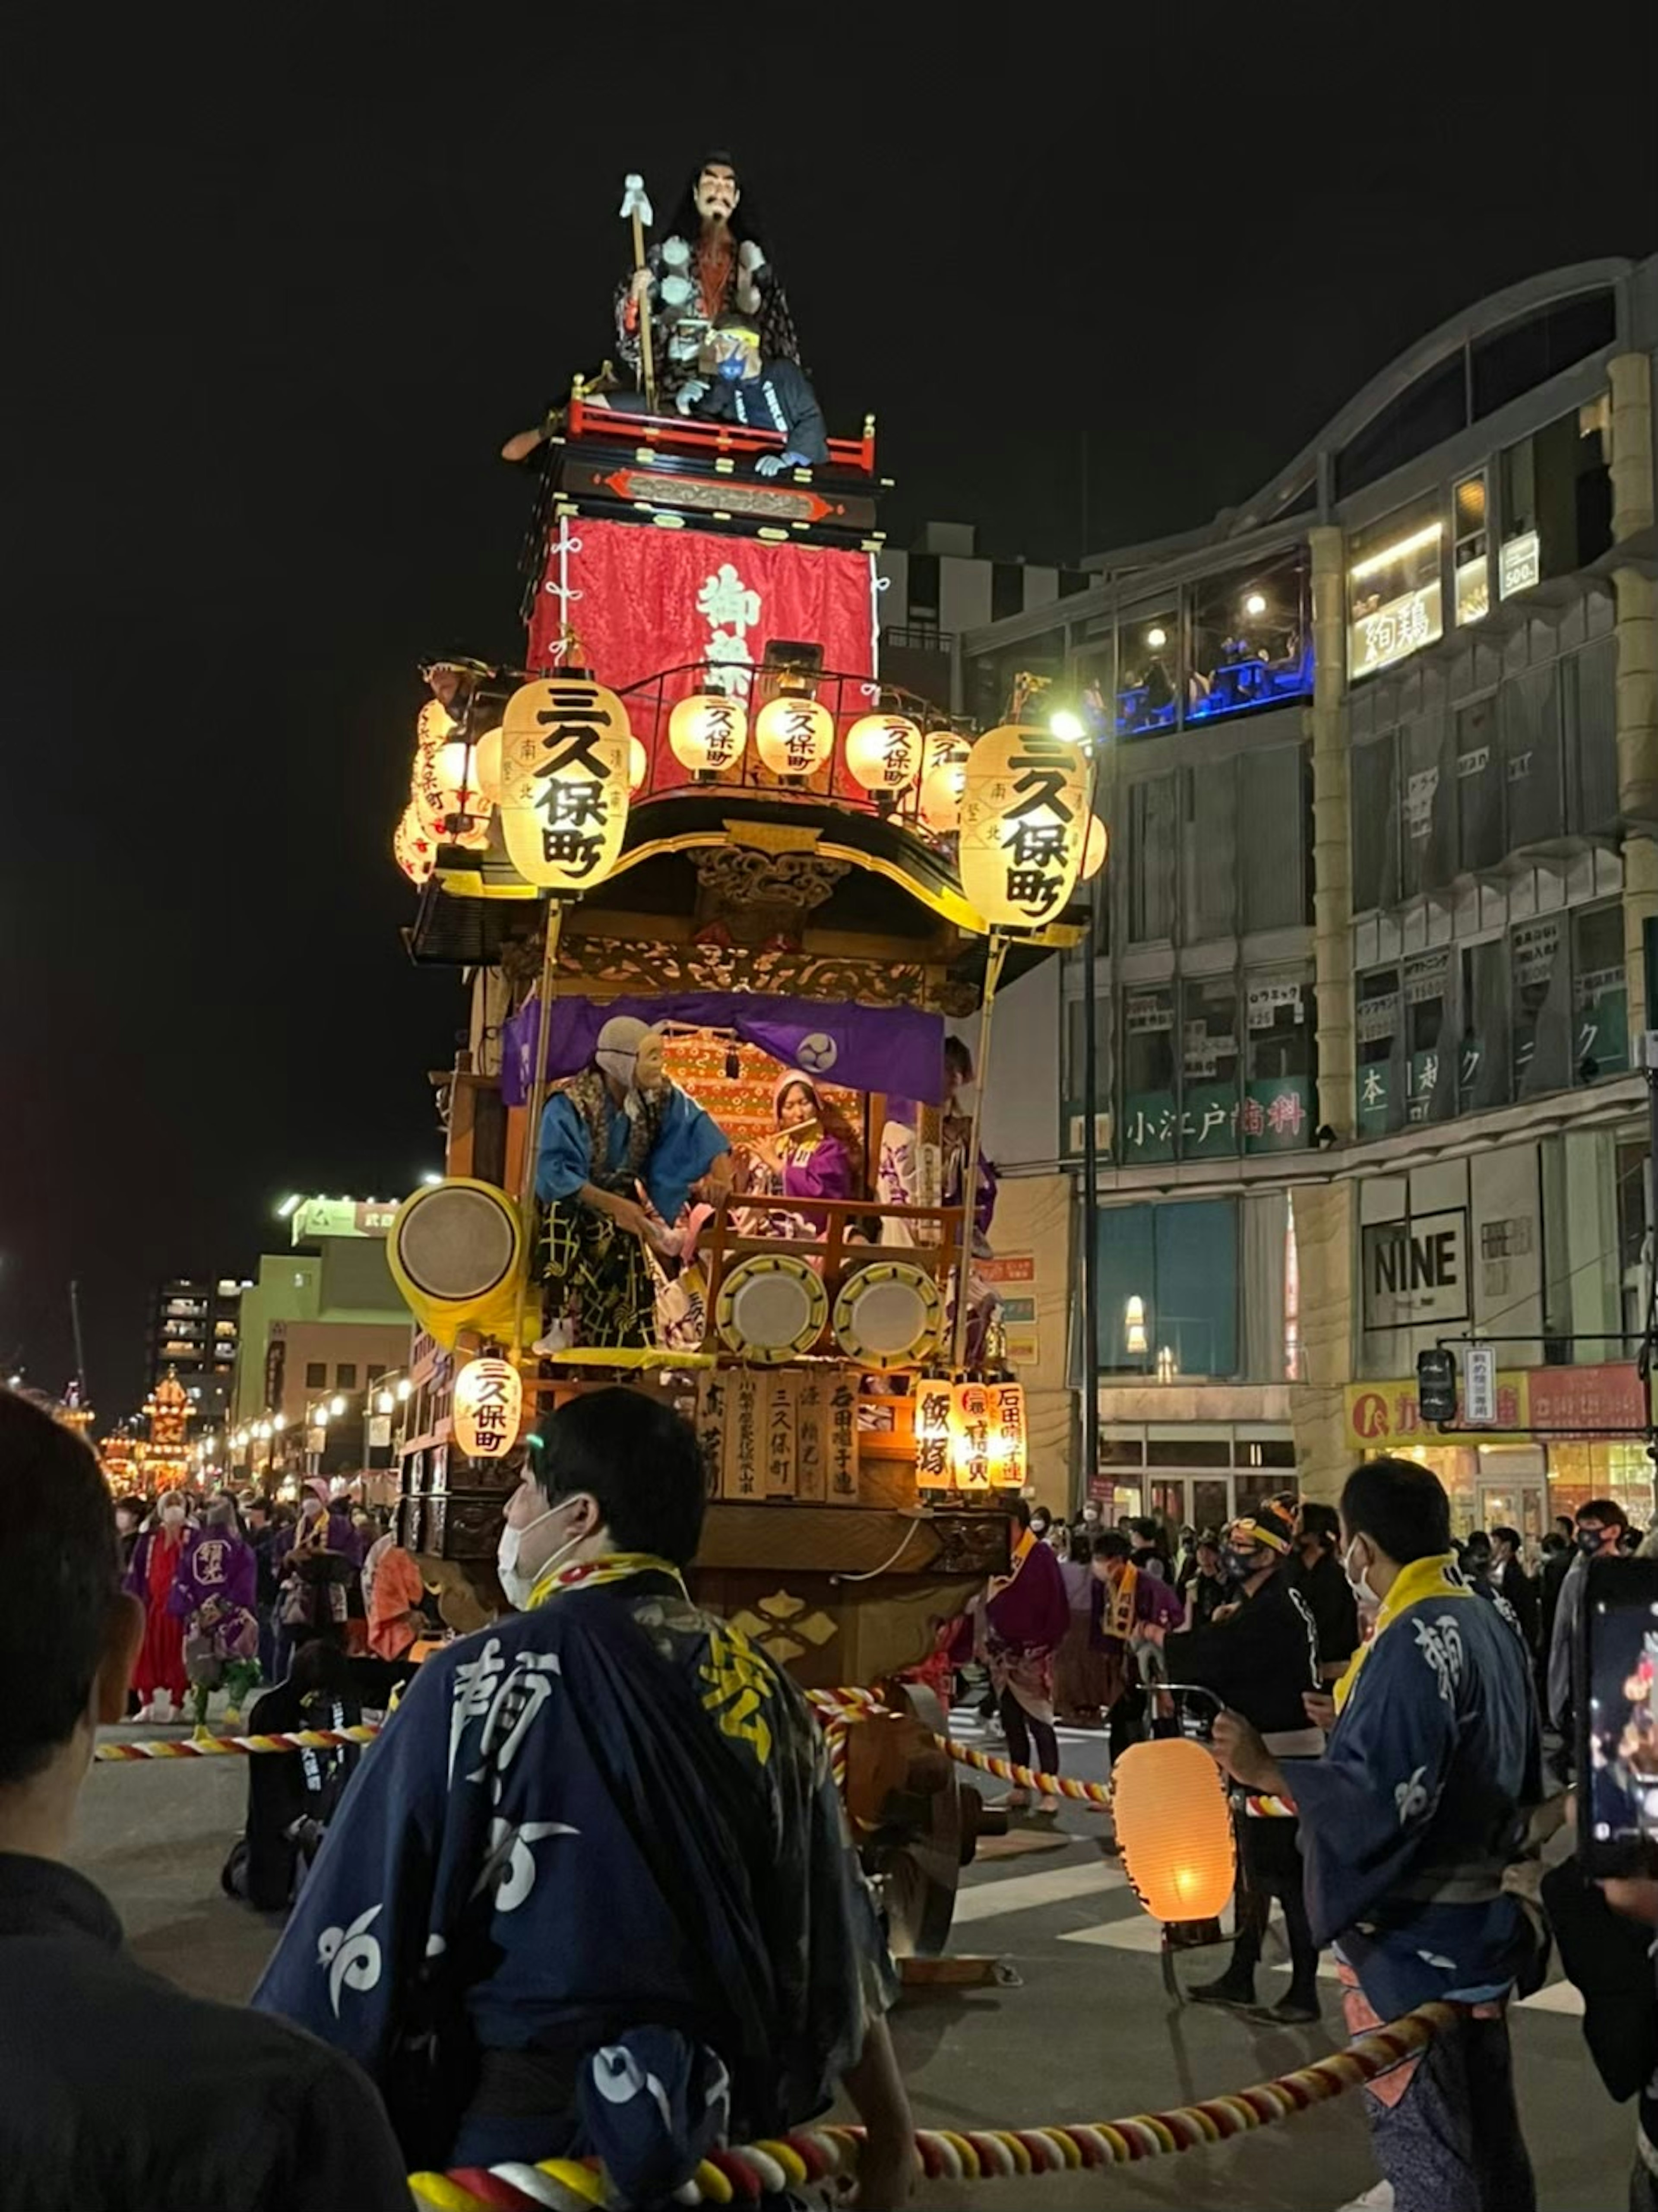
[407,2005,1458,2204]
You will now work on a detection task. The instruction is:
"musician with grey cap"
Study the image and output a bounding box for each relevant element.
[535,1017,731,1348]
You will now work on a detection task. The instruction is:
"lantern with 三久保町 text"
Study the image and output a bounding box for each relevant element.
[958,723,1088,929]
[452,1356,524,1461]
[1111,1736,1237,1923]
[668,692,748,776]
[844,712,923,794]
[917,735,968,832]
[755,693,835,779]
[499,675,633,893]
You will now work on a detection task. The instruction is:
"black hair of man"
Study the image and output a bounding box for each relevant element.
[0,1391,121,1788]
[1578,1498,1630,1533]
[1008,1496,1032,1531]
[943,1035,974,1084]
[527,1386,706,1565]
[1299,1502,1341,1549]
[1491,1525,1522,1552]
[1127,1515,1161,1547]
[664,150,765,251]
[1541,1531,1567,1556]
[1555,1515,1575,1537]
[1338,1454,1452,1566]
[1092,1531,1132,1562]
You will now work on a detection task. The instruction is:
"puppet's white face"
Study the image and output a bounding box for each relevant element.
[696,165,739,222]
[632,1034,666,1095]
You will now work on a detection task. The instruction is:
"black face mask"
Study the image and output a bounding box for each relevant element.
[1577,1527,1607,1557]
[1222,1546,1262,1585]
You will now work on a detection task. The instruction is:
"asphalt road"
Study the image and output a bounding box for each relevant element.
[71,1707,1630,2211]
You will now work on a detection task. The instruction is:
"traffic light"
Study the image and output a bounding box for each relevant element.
[1416,1347,1457,1425]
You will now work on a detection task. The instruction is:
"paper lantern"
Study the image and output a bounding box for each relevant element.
[452,1355,524,1461]
[669,692,748,775]
[918,738,968,832]
[986,1379,1027,1487]
[628,733,648,792]
[1081,812,1109,882]
[958,723,1088,929]
[913,1379,952,1484]
[754,694,835,778]
[474,725,504,806]
[498,676,633,892]
[845,713,923,793]
[394,805,436,884]
[417,698,458,749]
[1112,1737,1237,1922]
[948,1381,993,1489]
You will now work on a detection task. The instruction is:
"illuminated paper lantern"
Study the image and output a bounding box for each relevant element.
[986,1379,1027,1488]
[394,805,436,884]
[409,739,448,838]
[628,733,649,793]
[918,737,968,832]
[754,694,835,778]
[452,1355,523,1461]
[669,692,748,775]
[948,1381,993,1489]
[474,725,504,806]
[1112,1737,1236,1922]
[958,723,1088,929]
[499,676,633,893]
[845,712,923,793]
[416,698,458,749]
[432,737,478,815]
[913,1379,952,1485]
[1081,812,1109,882]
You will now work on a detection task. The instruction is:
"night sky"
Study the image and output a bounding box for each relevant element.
[4,14,1655,1414]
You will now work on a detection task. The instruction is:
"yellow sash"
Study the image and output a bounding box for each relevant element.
[1332,1550,1472,1713]
[527,1550,688,1612]
[1106,1560,1139,1642]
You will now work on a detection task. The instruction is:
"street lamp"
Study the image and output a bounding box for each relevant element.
[329,1394,347,1417]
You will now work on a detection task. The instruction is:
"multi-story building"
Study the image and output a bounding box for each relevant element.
[877,521,1092,713]
[146,1276,247,1425]
[968,253,1658,1538]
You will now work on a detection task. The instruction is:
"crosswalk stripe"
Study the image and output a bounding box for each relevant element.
[952,1862,1127,1924]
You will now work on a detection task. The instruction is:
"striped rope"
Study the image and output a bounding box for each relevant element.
[934,1732,1113,1809]
[93,1726,382,1762]
[407,2004,1454,2204]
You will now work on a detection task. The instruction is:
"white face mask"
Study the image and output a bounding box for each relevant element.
[1343,1535,1378,1610]
[497,1499,586,1610]
[161,1504,186,1526]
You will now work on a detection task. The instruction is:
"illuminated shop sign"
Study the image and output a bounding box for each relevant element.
[1499,531,1540,599]
[1350,578,1443,676]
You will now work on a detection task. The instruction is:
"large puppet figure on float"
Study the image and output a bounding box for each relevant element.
[534,1017,731,1350]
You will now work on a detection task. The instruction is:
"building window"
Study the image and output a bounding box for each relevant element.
[1501,664,1564,849]
[1351,738,1401,913]
[1120,987,1177,1163]
[1453,472,1490,626]
[1063,986,1114,1160]
[1335,356,1467,501]
[1573,904,1629,1082]
[1244,973,1314,1151]
[1348,503,1445,680]
[990,562,1023,621]
[1180,978,1240,1159]
[1126,776,1177,942]
[305,1362,327,1388]
[1459,940,1509,1112]
[1357,967,1402,1136]
[367,1364,386,1384]
[1455,697,1501,871]
[1565,637,1619,833]
[1404,951,1452,1124]
[1095,1199,1240,1379]
[1181,760,1237,941]
[1499,402,1613,596]
[1471,292,1615,419]
[335,1363,358,1389]
[1512,917,1572,1096]
[1238,744,1309,931]
[1186,547,1313,723]
[1399,711,1455,899]
[1117,608,1180,737]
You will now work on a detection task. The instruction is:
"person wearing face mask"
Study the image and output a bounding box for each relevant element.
[1288,1501,1361,1684]
[122,1489,194,1722]
[271,1486,354,1684]
[535,1016,731,1350]
[1142,1505,1324,2023]
[677,313,828,475]
[254,1388,917,2206]
[1548,1498,1630,1754]
[1214,1457,1541,2212]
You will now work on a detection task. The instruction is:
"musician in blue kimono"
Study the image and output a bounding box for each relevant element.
[1214,1455,1541,2212]
[535,1016,731,1349]
[252,1390,916,2208]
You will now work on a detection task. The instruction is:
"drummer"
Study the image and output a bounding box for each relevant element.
[744,1070,856,1239]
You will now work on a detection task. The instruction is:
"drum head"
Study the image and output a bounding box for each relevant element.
[715,1254,828,1363]
[832,1260,944,1371]
[396,1182,517,1301]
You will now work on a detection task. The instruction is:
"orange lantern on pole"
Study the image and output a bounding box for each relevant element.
[947,1381,993,1489]
[498,675,633,893]
[844,712,923,794]
[1111,1737,1237,1922]
[452,1356,524,1462]
[913,1379,952,1486]
[668,692,748,776]
[986,1380,1027,1488]
[754,693,835,779]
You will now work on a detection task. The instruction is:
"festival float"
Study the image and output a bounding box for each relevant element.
[381,161,1100,1952]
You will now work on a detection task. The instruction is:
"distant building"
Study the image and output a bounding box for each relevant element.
[146,1277,247,1426]
[877,521,1092,713]
[967,253,1658,1537]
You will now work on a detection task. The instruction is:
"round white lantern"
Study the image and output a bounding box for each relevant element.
[844,713,923,793]
[668,693,748,775]
[754,694,835,779]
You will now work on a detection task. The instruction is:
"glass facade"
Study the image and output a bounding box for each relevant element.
[1096,1200,1239,1379]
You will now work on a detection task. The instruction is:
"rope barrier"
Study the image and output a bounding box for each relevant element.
[407,2003,1455,2204]
[936,1733,1113,1809]
[93,1726,382,1761]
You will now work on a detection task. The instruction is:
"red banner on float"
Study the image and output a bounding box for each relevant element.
[527,517,876,694]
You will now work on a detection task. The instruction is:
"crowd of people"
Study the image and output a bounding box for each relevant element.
[11,1375,1658,2211]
